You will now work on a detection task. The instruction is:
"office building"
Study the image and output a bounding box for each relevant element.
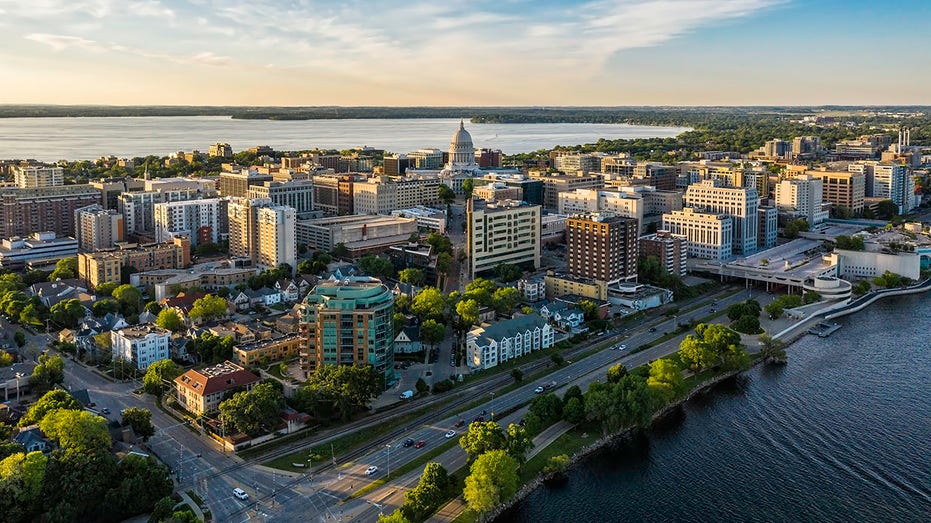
[0,185,101,239]
[154,198,225,246]
[554,153,602,174]
[639,231,688,277]
[209,143,233,158]
[174,361,260,415]
[475,148,502,168]
[566,212,638,284]
[763,139,791,159]
[74,204,124,251]
[111,324,171,370]
[774,174,828,226]
[0,232,78,270]
[662,208,733,260]
[466,314,554,371]
[13,166,63,188]
[390,206,446,234]
[247,180,314,214]
[90,177,145,210]
[791,136,821,158]
[298,278,395,386]
[296,215,417,256]
[312,174,357,216]
[480,174,544,206]
[473,182,522,202]
[219,170,273,197]
[467,199,541,278]
[810,170,866,215]
[77,236,191,290]
[683,180,758,255]
[633,163,678,190]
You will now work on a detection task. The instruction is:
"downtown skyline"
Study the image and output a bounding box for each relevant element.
[1,0,930,107]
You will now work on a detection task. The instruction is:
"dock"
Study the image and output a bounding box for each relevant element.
[808,321,842,338]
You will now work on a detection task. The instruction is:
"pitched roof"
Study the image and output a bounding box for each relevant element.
[472,314,547,344]
[174,360,260,397]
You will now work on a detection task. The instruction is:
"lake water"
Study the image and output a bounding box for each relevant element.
[0,117,689,162]
[505,294,931,522]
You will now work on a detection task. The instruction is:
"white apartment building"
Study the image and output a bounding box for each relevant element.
[111,324,171,370]
[353,176,442,215]
[118,189,205,235]
[13,166,64,188]
[774,175,828,226]
[662,208,733,260]
[154,198,224,246]
[849,161,915,213]
[466,314,554,370]
[557,189,645,231]
[683,180,758,255]
[467,199,541,278]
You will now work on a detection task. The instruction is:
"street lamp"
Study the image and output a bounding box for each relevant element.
[386,444,391,477]
[489,392,495,421]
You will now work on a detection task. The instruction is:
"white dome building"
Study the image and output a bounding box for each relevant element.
[441,119,482,193]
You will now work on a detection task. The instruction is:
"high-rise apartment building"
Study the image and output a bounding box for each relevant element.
[566,212,638,284]
[228,198,296,272]
[661,208,733,260]
[154,198,226,246]
[118,189,205,236]
[298,278,395,387]
[774,174,828,226]
[13,166,63,188]
[810,170,866,215]
[639,231,688,277]
[467,199,541,278]
[0,185,101,239]
[683,180,758,255]
[219,170,273,197]
[848,162,915,213]
[383,155,411,177]
[74,204,124,252]
[209,143,233,158]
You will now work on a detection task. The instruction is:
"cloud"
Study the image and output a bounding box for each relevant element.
[25,33,102,52]
[25,32,231,67]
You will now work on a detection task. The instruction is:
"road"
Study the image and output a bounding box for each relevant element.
[220,288,756,522]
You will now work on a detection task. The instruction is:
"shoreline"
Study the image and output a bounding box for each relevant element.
[484,283,931,522]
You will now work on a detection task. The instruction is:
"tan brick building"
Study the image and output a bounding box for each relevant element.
[77,236,190,290]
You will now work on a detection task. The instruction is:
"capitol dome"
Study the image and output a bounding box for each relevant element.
[448,119,476,168]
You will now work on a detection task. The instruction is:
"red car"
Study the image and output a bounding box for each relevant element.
[454,420,465,428]
[414,440,426,449]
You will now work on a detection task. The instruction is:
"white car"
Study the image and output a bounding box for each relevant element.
[365,465,379,475]
[534,386,544,394]
[233,488,249,500]
[444,430,457,439]
[618,344,627,351]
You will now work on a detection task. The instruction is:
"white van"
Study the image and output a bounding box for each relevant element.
[399,390,414,400]
[233,488,249,500]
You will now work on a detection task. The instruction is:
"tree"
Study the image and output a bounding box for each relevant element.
[461,178,474,199]
[491,287,521,315]
[678,323,746,373]
[155,309,183,332]
[50,299,85,329]
[403,462,450,521]
[420,319,446,351]
[463,450,520,514]
[852,280,871,296]
[121,408,155,441]
[398,268,425,288]
[764,301,784,319]
[494,263,522,283]
[876,199,899,220]
[39,409,111,451]
[105,453,173,521]
[835,235,865,251]
[731,314,762,334]
[459,420,507,460]
[91,299,120,317]
[95,281,118,297]
[49,257,77,281]
[218,382,283,437]
[331,243,349,259]
[144,301,162,315]
[378,510,412,523]
[412,287,446,320]
[18,389,82,427]
[0,349,12,367]
[358,255,394,279]
[438,184,455,205]
[563,396,585,424]
[550,353,565,366]
[188,294,228,322]
[783,218,809,239]
[29,352,65,395]
[13,330,26,348]
[435,252,452,275]
[510,368,523,382]
[395,293,411,313]
[505,423,534,462]
[142,359,181,396]
[296,364,383,420]
[526,393,563,433]
[112,284,142,315]
[647,358,684,403]
[759,333,788,364]
[606,363,628,384]
[542,454,570,477]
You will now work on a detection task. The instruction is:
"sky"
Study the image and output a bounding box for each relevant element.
[0,0,929,106]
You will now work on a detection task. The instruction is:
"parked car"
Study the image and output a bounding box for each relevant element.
[233,488,249,500]
[473,415,485,423]
[402,438,414,448]
[414,440,426,449]
[365,466,379,475]
[101,408,110,415]
[534,386,545,394]
[444,430,457,439]
[618,344,627,351]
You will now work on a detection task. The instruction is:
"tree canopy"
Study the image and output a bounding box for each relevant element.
[218,382,283,437]
[18,390,82,427]
[678,323,749,372]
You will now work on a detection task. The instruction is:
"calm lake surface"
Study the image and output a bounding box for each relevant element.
[505,294,931,522]
[0,117,689,161]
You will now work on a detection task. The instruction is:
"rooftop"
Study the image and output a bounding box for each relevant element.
[471,314,547,344]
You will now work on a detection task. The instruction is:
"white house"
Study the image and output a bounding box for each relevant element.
[467,314,554,371]
[111,324,172,370]
[538,301,584,330]
[275,279,301,303]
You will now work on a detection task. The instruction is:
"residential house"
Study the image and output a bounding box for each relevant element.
[466,313,554,370]
[174,360,261,415]
[230,290,252,311]
[111,324,172,370]
[517,276,546,302]
[161,291,209,323]
[14,425,53,453]
[232,333,303,366]
[538,301,585,331]
[394,326,422,354]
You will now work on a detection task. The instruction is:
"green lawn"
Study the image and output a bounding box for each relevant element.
[344,438,460,501]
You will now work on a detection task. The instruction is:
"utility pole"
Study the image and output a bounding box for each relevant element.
[386,444,391,477]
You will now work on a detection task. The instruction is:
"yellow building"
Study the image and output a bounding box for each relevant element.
[78,236,190,290]
[174,360,260,415]
[232,333,304,366]
[544,272,608,301]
